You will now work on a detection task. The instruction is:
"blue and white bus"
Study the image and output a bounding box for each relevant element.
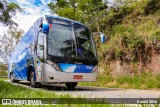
[8,15,105,89]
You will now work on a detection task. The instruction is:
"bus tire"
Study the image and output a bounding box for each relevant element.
[65,82,78,90]
[29,68,41,88]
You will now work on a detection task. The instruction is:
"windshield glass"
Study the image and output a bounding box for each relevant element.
[47,19,96,60]
[47,21,76,58]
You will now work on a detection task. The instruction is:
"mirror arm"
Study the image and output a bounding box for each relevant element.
[92,32,104,35]
[92,32,106,43]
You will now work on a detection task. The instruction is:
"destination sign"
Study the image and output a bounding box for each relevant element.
[52,18,71,25]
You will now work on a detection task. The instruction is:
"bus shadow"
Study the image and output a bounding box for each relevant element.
[18,81,123,91]
[42,85,123,91]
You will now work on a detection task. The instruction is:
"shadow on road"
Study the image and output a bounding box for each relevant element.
[16,80,123,91]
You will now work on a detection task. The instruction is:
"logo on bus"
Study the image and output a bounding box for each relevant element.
[86,66,92,69]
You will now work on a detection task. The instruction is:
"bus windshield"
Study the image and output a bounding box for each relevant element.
[47,19,97,60]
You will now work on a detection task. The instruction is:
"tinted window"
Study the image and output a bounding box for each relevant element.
[74,23,96,59]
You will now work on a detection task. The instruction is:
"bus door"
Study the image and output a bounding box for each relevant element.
[34,31,44,81]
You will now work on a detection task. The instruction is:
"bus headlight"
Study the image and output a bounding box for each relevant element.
[92,66,98,72]
[46,60,61,71]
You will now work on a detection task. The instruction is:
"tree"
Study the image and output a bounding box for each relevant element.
[0,0,22,63]
[0,26,24,64]
[0,0,22,26]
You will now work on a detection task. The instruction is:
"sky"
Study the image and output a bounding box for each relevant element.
[7,0,54,32]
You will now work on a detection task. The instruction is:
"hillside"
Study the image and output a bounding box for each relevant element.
[96,0,160,76]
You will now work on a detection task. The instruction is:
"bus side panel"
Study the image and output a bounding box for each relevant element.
[8,17,43,81]
[19,26,35,80]
[9,26,35,80]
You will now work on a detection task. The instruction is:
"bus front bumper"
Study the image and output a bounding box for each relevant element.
[36,63,98,83]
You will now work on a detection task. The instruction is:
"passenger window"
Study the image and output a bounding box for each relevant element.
[37,31,44,61]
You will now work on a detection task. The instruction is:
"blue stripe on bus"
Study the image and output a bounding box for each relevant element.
[58,63,94,73]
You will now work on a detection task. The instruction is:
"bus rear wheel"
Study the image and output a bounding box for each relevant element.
[65,82,78,90]
[10,74,16,83]
[29,69,41,88]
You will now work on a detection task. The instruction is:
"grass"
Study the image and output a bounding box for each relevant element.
[115,72,160,89]
[0,78,62,98]
[0,78,8,81]
[79,72,160,90]
[79,73,118,88]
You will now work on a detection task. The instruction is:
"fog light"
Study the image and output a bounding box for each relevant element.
[49,77,54,80]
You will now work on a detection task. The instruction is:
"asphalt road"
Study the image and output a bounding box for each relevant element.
[6,80,160,99]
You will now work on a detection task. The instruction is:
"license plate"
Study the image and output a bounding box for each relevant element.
[73,75,83,79]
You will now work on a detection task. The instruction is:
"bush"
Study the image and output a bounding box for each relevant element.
[151,31,160,41]
[0,71,7,77]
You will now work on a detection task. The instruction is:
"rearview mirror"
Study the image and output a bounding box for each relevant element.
[93,32,106,43]
[42,20,49,34]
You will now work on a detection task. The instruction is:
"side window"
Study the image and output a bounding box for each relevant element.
[37,31,44,61]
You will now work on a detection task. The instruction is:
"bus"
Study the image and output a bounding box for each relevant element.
[8,15,105,90]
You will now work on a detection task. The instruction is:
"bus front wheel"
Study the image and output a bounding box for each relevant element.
[29,69,41,88]
[65,82,78,90]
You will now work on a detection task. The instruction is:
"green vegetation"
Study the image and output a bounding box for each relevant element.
[0,79,58,98]
[96,0,160,66]
[0,78,8,81]
[0,64,7,77]
[0,0,23,64]
[79,72,160,89]
[0,0,22,26]
[0,71,7,77]
[0,64,7,71]
[115,73,160,89]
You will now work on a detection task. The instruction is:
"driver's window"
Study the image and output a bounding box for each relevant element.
[37,31,44,61]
